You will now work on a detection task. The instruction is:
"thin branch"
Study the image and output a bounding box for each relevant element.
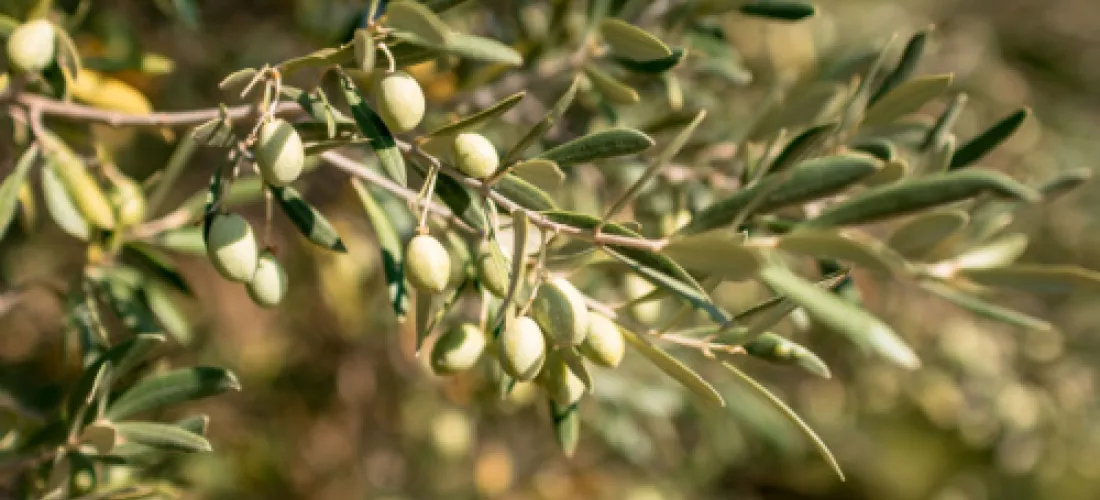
[11,92,667,252]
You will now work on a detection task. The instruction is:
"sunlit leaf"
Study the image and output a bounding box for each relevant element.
[620,328,725,406]
[272,186,347,252]
[114,421,211,453]
[538,128,655,167]
[351,179,409,322]
[949,108,1030,170]
[106,367,240,420]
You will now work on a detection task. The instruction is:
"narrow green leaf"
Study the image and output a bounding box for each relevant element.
[620,328,725,406]
[949,108,1030,170]
[353,29,376,73]
[106,367,240,420]
[760,264,919,369]
[739,1,816,20]
[919,281,1051,331]
[143,281,192,345]
[538,128,655,167]
[351,179,409,322]
[272,185,347,252]
[41,161,87,241]
[386,1,451,45]
[960,265,1100,294]
[443,34,523,66]
[662,232,761,280]
[151,227,207,256]
[851,138,896,162]
[861,159,909,187]
[114,422,211,453]
[683,153,882,235]
[493,174,559,211]
[869,28,930,105]
[191,116,236,148]
[744,333,831,378]
[920,92,967,152]
[926,134,956,173]
[807,170,1041,228]
[428,91,525,137]
[863,74,953,125]
[599,19,672,61]
[490,211,529,332]
[96,268,164,336]
[505,77,580,163]
[511,159,564,188]
[121,243,191,295]
[751,82,847,140]
[949,233,1028,270]
[1040,167,1091,201]
[412,159,487,230]
[339,72,407,186]
[769,123,839,173]
[584,63,640,105]
[68,335,167,417]
[54,26,83,78]
[0,145,39,240]
[779,229,906,276]
[886,210,968,260]
[550,401,580,457]
[721,361,844,480]
[613,47,685,74]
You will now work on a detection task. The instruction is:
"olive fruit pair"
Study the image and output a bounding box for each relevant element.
[205,213,288,307]
[7,20,56,74]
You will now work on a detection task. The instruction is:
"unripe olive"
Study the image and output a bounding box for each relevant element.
[499,316,547,381]
[247,251,288,308]
[474,239,510,297]
[430,323,487,374]
[7,20,55,73]
[539,352,586,407]
[108,174,146,228]
[531,278,589,345]
[205,213,259,283]
[452,133,499,179]
[405,234,451,293]
[579,313,625,368]
[255,119,305,187]
[373,71,425,133]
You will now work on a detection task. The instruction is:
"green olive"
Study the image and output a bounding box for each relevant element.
[579,313,625,368]
[247,251,288,307]
[6,20,55,73]
[431,323,488,374]
[405,234,451,293]
[205,213,259,283]
[255,118,305,187]
[531,278,589,345]
[452,133,499,179]
[374,71,425,133]
[538,351,586,406]
[499,316,546,381]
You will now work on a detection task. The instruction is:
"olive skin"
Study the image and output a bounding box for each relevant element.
[499,316,547,381]
[7,20,55,73]
[247,251,289,307]
[206,213,259,283]
[580,313,625,368]
[255,119,305,187]
[374,71,425,133]
[405,234,451,293]
[431,323,488,374]
[452,133,499,179]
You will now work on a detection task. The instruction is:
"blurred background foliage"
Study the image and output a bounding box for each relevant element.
[3,0,1100,499]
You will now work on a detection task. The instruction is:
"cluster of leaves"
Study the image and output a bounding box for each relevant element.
[0,0,1095,497]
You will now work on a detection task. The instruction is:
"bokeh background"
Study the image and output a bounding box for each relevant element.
[4,0,1100,499]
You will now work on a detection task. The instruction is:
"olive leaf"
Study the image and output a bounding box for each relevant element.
[920,92,968,152]
[769,122,839,173]
[583,63,640,105]
[278,45,355,74]
[0,144,39,240]
[613,47,685,74]
[948,233,1028,270]
[95,268,165,336]
[778,229,907,276]
[151,227,206,256]
[493,174,559,212]
[751,82,847,140]
[886,209,969,260]
[550,401,580,457]
[738,1,817,21]
[351,179,409,322]
[108,415,210,464]
[720,361,844,481]
[41,161,91,240]
[759,264,920,369]
[511,159,565,188]
[869,28,930,105]
[806,170,1041,228]
[599,18,672,62]
[505,76,580,163]
[1039,168,1092,201]
[682,153,882,235]
[619,327,725,406]
[143,281,192,345]
[959,265,1100,294]
[410,159,488,231]
[919,280,1051,331]
[427,91,525,137]
[353,28,376,73]
[106,367,241,420]
[338,71,407,187]
[113,422,211,453]
[443,34,523,66]
[743,333,831,378]
[538,128,655,167]
[862,74,953,126]
[386,1,451,46]
[121,243,191,295]
[67,335,167,417]
[851,138,896,162]
[490,211,528,332]
[218,68,258,92]
[662,231,761,280]
[271,186,347,252]
[949,108,1030,170]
